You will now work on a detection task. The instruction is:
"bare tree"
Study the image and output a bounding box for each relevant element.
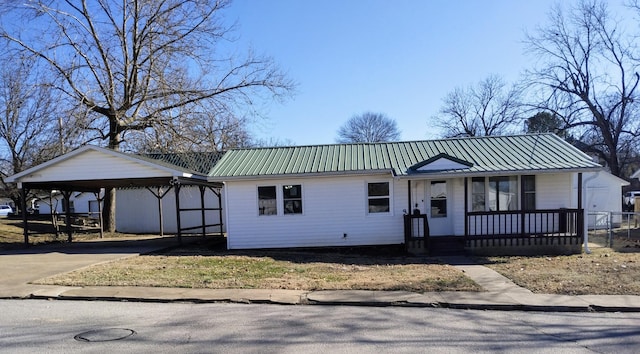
[336,112,400,143]
[433,75,523,138]
[1,0,294,230]
[0,55,78,210]
[524,0,640,177]
[130,108,254,153]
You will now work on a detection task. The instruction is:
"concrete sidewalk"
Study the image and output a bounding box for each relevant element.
[1,238,639,312]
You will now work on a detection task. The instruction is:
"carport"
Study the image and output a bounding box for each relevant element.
[5,145,223,245]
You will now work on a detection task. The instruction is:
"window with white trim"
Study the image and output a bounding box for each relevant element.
[367,182,390,213]
[488,176,518,211]
[430,181,447,217]
[258,186,277,215]
[521,175,536,210]
[283,184,303,214]
[470,176,534,211]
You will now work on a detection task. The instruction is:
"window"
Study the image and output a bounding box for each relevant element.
[367,182,390,213]
[258,186,277,215]
[471,177,485,211]
[521,175,536,210]
[488,176,518,211]
[283,185,303,214]
[430,181,447,217]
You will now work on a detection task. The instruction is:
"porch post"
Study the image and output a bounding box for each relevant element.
[464,177,468,237]
[407,179,412,214]
[578,172,586,251]
[577,173,583,210]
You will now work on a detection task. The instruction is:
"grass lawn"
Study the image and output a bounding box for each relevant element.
[479,229,640,295]
[3,218,639,295]
[36,246,481,292]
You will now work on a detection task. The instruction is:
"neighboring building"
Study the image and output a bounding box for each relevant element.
[578,172,629,228]
[209,134,605,254]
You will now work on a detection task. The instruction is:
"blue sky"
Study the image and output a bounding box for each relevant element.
[225,0,575,145]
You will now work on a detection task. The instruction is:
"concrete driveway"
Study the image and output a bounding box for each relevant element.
[0,236,184,298]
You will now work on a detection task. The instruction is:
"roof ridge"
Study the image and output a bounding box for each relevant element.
[224,133,555,151]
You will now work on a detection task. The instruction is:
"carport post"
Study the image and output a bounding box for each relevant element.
[20,185,29,245]
[173,179,182,244]
[62,191,73,243]
[199,185,206,237]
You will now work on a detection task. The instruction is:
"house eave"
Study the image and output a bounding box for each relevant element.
[397,166,603,179]
[208,169,395,182]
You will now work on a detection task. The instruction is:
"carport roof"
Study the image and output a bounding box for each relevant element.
[6,145,222,191]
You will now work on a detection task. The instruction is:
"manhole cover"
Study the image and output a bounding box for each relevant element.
[74,328,136,342]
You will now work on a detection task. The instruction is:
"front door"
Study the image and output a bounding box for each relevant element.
[427,180,453,235]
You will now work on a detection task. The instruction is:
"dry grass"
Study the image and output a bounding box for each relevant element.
[480,229,640,295]
[0,217,156,249]
[5,218,640,295]
[37,245,481,292]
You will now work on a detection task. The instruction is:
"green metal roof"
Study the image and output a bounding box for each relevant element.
[145,152,224,175]
[208,134,602,179]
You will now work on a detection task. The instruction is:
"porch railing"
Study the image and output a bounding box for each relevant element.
[466,208,584,245]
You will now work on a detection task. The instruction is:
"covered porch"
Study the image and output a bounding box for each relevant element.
[403,174,585,255]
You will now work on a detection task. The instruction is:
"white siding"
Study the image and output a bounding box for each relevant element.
[19,150,171,183]
[225,175,405,249]
[450,178,466,236]
[38,193,97,214]
[537,173,573,209]
[572,171,627,227]
[116,187,224,234]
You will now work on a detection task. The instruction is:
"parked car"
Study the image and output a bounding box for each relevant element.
[0,205,13,217]
[624,191,640,211]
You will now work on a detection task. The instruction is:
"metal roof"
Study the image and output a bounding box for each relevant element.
[208,134,602,179]
[144,152,224,175]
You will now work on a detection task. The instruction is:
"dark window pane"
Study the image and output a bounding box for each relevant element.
[258,186,277,215]
[368,198,390,213]
[522,175,535,192]
[284,200,302,214]
[522,175,535,210]
[368,182,389,197]
[283,185,301,199]
[258,186,276,200]
[431,200,447,217]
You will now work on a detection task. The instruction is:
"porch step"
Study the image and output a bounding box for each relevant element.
[427,237,466,256]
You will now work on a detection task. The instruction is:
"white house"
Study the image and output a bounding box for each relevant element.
[6,134,627,254]
[208,134,606,254]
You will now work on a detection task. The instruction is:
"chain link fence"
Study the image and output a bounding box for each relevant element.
[587,211,640,248]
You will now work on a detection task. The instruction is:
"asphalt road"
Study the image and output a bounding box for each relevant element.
[1,300,639,353]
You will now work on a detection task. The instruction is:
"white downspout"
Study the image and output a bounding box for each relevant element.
[582,171,600,254]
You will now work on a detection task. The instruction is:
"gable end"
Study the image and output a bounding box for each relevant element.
[408,153,473,173]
